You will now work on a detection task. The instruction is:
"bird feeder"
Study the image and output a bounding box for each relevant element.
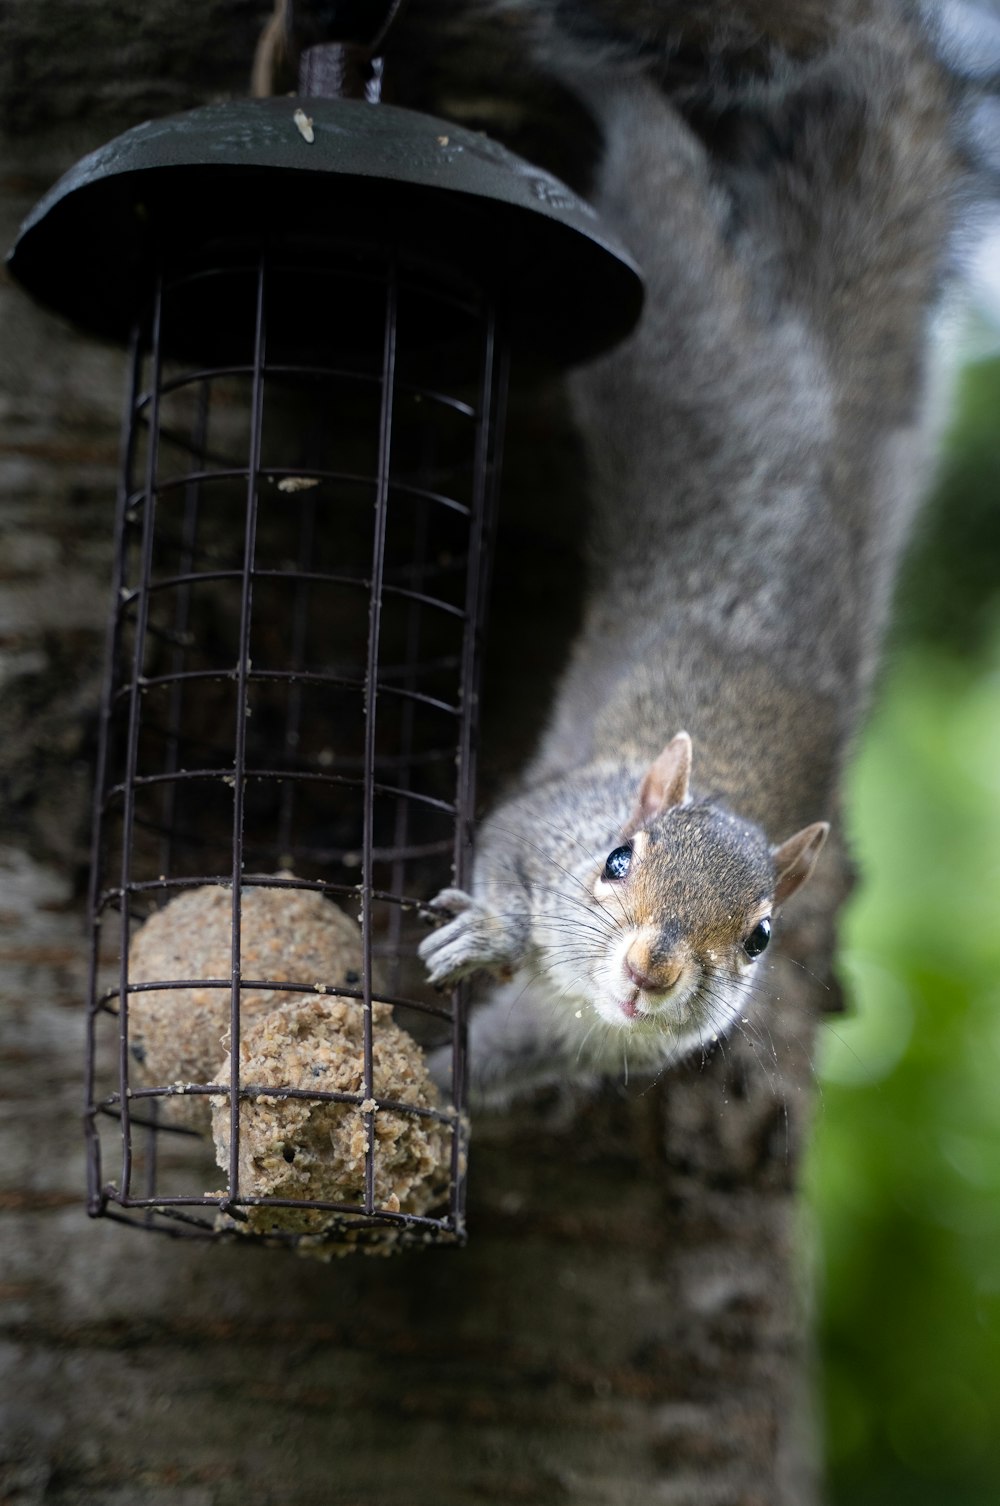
[8,29,642,1253]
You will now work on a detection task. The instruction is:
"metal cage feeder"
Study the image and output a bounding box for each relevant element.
[9,80,641,1253]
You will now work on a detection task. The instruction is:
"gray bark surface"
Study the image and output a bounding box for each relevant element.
[0,6,841,1503]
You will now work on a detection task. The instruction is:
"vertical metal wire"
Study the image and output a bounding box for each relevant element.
[116,274,166,1200]
[384,491,429,989]
[158,378,209,879]
[450,299,508,1200]
[142,1099,160,1224]
[227,254,268,1205]
[276,491,317,859]
[453,299,506,882]
[85,322,145,1216]
[360,257,398,1214]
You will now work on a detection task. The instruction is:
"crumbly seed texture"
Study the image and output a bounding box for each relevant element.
[211,995,451,1251]
[127,882,451,1252]
[127,883,378,1131]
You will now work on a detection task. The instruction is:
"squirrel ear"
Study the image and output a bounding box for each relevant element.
[771,822,829,907]
[631,732,693,828]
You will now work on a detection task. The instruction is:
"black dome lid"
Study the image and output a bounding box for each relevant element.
[8,96,643,366]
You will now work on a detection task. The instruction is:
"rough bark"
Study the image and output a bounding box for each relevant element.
[0,5,844,1503]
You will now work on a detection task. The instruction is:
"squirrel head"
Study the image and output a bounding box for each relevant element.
[565,732,828,1048]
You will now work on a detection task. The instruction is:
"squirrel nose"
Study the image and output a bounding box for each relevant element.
[625,947,683,994]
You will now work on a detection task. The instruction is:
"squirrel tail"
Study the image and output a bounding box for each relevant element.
[562,13,955,390]
[530,7,962,754]
[415,2,1000,279]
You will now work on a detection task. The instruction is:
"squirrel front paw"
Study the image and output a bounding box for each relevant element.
[418,888,518,985]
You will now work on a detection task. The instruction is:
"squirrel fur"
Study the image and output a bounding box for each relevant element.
[416,1,964,1106]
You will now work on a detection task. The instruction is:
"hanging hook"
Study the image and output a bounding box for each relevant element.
[252,0,410,101]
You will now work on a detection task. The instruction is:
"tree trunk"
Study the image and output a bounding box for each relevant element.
[0,5,845,1502]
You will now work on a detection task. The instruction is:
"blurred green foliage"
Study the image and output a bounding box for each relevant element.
[895,347,1000,654]
[807,353,1000,1505]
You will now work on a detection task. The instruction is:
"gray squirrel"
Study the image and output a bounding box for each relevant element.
[417,1,966,1106]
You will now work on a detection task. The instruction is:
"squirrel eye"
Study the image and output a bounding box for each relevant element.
[743,917,771,959]
[603,844,633,882]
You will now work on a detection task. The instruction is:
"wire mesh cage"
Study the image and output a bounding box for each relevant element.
[80,242,505,1249]
[9,93,642,1254]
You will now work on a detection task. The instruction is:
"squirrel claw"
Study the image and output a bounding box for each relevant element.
[417,888,511,985]
[423,887,477,923]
